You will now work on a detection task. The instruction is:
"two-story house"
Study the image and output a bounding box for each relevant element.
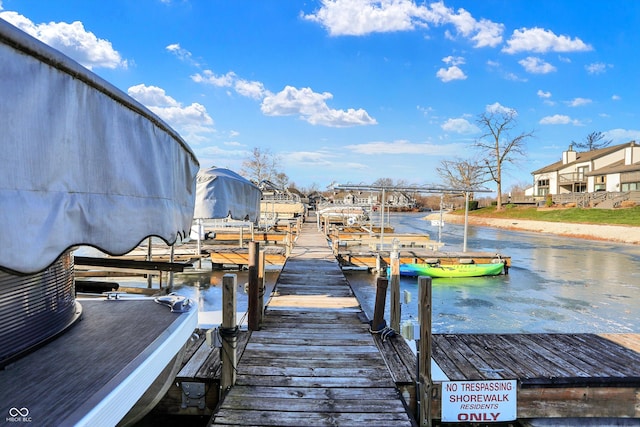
[531,141,640,197]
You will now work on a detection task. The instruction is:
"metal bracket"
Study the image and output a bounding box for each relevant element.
[180,382,206,410]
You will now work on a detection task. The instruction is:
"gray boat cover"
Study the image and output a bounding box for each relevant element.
[0,20,199,274]
[194,168,261,222]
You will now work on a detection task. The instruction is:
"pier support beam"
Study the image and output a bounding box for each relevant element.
[390,239,401,332]
[220,273,238,395]
[372,277,388,331]
[418,276,433,427]
[248,241,260,331]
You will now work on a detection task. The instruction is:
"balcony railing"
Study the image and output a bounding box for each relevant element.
[559,172,587,185]
[559,172,586,183]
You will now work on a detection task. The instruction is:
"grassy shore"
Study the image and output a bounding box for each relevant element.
[452,205,640,226]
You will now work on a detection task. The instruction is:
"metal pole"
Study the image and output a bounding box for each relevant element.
[380,187,386,250]
[197,218,202,269]
[438,194,443,245]
[463,191,469,253]
[390,238,400,332]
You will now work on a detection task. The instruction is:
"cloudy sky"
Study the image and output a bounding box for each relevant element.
[2,0,639,190]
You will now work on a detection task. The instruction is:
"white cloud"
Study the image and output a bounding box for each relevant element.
[442,55,465,66]
[436,65,467,82]
[604,129,640,144]
[127,84,215,142]
[282,150,339,168]
[261,86,377,127]
[518,56,556,74]
[234,79,269,100]
[191,70,237,87]
[539,114,581,125]
[0,11,126,69]
[612,94,621,101]
[441,118,479,134]
[537,89,552,99]
[344,139,461,155]
[192,69,374,127]
[303,0,503,48]
[567,97,592,107]
[166,43,200,66]
[585,62,611,75]
[502,27,592,54]
[486,102,515,115]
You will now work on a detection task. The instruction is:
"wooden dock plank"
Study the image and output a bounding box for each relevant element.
[599,333,640,353]
[209,222,414,426]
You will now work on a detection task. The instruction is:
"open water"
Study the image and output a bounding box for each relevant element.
[149,212,640,334]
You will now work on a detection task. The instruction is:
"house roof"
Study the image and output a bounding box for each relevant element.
[585,159,640,175]
[531,141,636,175]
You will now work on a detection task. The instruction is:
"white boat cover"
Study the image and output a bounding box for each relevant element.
[193,167,261,222]
[0,21,199,274]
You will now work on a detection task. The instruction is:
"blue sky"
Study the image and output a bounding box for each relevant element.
[2,1,640,191]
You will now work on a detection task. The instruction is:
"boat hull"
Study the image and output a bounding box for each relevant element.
[398,262,504,278]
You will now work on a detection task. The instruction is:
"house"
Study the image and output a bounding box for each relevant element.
[531,141,640,197]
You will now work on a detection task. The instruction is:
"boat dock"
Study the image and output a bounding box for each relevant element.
[209,221,415,425]
[145,218,640,425]
[65,215,640,424]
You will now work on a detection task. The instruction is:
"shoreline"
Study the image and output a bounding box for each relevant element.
[426,213,640,245]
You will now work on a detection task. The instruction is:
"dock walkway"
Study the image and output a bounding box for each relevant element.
[209,222,414,426]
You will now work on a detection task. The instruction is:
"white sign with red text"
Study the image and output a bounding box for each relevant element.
[441,380,517,423]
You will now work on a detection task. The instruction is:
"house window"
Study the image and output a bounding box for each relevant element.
[594,175,606,191]
[577,166,588,181]
[621,182,639,191]
[537,179,549,196]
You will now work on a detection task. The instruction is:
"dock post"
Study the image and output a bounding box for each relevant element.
[146,237,153,288]
[220,273,238,396]
[390,239,401,332]
[372,277,388,331]
[287,222,294,254]
[248,241,260,331]
[258,249,266,326]
[418,276,433,427]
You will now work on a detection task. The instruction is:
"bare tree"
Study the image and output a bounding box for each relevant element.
[436,158,489,200]
[571,131,612,151]
[240,147,287,186]
[372,177,394,187]
[475,108,534,210]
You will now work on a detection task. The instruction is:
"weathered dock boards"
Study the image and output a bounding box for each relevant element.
[430,333,640,419]
[209,222,414,426]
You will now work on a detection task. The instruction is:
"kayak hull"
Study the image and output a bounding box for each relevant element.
[397,263,504,278]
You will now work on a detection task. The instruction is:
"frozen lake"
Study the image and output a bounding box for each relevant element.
[112,211,640,334]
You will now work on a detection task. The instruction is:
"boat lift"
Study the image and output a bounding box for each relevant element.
[332,183,493,252]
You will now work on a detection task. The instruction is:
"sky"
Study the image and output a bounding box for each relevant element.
[2,0,640,192]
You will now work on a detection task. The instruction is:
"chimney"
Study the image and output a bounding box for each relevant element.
[625,141,635,165]
[562,144,577,164]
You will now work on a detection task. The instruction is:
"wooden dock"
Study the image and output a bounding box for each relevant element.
[429,333,640,420]
[209,222,415,426]
[144,215,640,425]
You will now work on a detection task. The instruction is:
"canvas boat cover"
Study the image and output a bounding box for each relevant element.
[0,20,199,274]
[193,167,261,222]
